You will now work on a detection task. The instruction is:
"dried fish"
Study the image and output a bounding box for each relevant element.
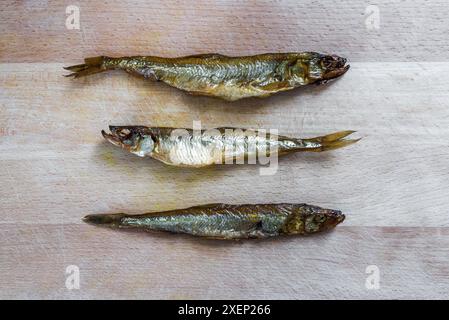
[101,126,359,167]
[65,53,349,100]
[83,203,345,239]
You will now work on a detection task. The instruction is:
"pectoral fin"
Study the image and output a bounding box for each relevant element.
[257,81,295,93]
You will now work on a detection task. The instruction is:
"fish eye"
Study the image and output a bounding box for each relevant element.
[118,128,131,137]
[322,57,334,68]
[315,214,326,222]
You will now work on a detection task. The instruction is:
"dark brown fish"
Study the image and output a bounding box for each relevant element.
[84,203,345,240]
[65,52,349,100]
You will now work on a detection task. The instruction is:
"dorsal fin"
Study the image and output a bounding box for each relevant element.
[183,53,226,60]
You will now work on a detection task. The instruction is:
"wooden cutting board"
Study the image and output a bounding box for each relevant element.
[1,0,449,299]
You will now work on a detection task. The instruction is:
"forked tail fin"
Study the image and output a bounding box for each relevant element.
[83,213,126,228]
[298,130,360,152]
[64,56,112,78]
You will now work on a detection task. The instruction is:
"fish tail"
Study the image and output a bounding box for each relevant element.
[64,56,115,78]
[297,130,360,152]
[83,213,127,228]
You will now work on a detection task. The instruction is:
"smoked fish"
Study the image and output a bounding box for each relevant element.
[65,52,349,100]
[101,126,359,167]
[83,203,345,239]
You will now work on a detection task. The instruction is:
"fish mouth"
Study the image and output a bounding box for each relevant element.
[314,207,345,229]
[323,64,350,80]
[101,128,136,154]
[101,126,146,151]
[102,125,157,158]
[326,209,345,228]
[332,210,345,224]
[321,55,350,81]
[102,129,123,147]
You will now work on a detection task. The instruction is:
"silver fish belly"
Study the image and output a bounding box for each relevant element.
[101,126,360,167]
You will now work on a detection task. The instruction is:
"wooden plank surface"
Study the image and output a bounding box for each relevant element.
[1,0,449,299]
[2,0,449,62]
[2,224,449,299]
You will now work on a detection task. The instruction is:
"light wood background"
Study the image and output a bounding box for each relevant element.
[1,0,449,299]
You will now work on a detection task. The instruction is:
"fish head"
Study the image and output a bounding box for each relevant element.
[102,126,156,157]
[299,204,345,233]
[306,53,350,83]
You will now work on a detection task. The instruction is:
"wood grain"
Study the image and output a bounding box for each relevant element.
[1,224,449,299]
[1,0,449,62]
[1,0,449,299]
[1,62,448,227]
